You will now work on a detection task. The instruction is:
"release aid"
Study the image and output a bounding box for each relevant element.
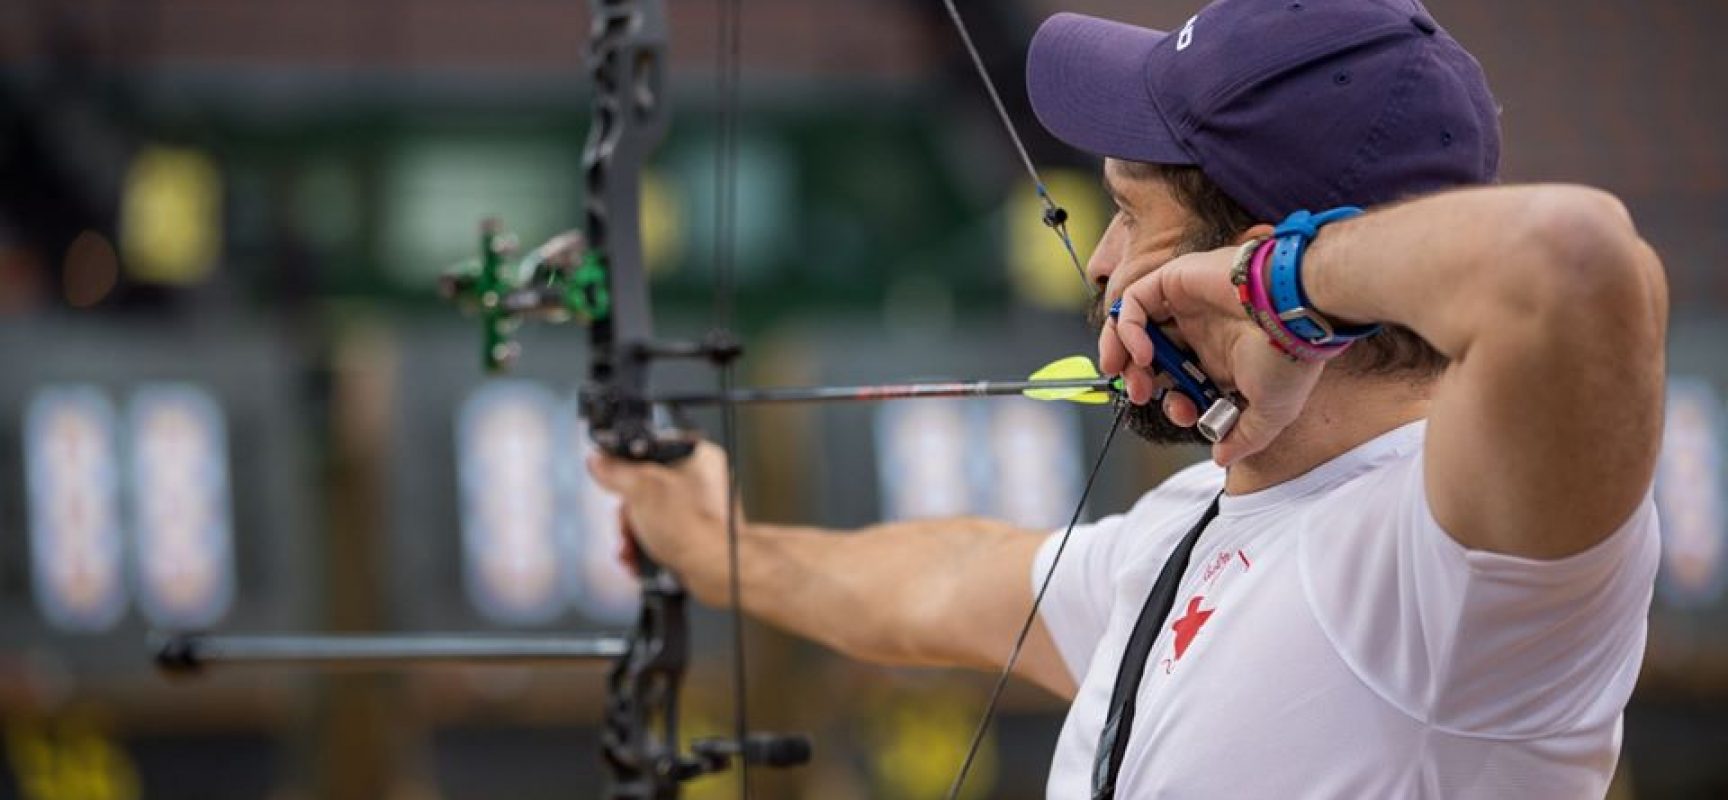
[1109,300,1241,443]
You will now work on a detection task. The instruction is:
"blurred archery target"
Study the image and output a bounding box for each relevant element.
[1655,378,1727,608]
[987,399,1083,530]
[24,386,128,632]
[567,412,635,625]
[875,399,1082,527]
[126,384,236,629]
[876,400,976,521]
[457,381,569,625]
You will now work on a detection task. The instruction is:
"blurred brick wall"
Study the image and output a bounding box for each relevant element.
[1044,0,1728,307]
[3,0,1721,305]
[0,0,940,79]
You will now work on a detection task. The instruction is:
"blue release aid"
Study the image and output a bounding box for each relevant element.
[1108,299,1240,443]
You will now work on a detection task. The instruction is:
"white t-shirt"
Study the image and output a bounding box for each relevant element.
[1033,421,1659,799]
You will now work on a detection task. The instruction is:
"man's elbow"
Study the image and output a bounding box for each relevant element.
[1519,186,1668,348]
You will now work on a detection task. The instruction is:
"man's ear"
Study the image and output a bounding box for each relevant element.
[1235,223,1276,244]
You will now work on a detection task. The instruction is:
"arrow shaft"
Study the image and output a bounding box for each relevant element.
[655,377,1113,407]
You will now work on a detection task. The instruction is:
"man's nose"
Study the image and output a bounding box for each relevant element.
[1085,217,1124,292]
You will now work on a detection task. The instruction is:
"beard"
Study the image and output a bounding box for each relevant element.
[1086,235,1220,448]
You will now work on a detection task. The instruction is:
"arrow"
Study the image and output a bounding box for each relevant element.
[653,356,1121,407]
[1022,355,1117,404]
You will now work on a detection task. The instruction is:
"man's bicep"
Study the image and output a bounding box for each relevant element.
[1422,223,1666,559]
[1016,618,1078,699]
[932,516,1125,699]
[1424,319,1662,558]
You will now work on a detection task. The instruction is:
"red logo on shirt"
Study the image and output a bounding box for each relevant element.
[1170,595,1214,660]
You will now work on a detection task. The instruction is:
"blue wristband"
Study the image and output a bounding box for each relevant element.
[1266,207,1381,345]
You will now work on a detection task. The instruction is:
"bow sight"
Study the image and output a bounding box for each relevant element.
[153,1,810,797]
[155,210,813,799]
[439,213,806,797]
[437,220,610,373]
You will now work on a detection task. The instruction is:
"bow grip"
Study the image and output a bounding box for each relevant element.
[1108,300,1240,443]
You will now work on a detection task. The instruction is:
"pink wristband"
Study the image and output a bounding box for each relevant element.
[1245,238,1350,362]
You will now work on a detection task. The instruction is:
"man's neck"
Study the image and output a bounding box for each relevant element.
[1223,373,1433,495]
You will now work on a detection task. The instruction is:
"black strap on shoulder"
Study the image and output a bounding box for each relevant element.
[1091,494,1222,800]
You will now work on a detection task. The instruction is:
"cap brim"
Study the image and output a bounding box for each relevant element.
[1026,13,1195,166]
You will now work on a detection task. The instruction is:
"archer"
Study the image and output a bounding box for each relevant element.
[592,1,1667,797]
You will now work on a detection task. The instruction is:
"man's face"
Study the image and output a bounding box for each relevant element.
[1086,159,1213,446]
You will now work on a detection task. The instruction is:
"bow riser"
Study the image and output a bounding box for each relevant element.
[581,0,684,465]
[579,3,697,797]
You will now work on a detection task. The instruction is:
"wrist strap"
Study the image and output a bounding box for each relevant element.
[1267,207,1381,345]
[1237,238,1349,362]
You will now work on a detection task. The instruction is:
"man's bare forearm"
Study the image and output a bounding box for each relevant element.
[1303,185,1661,361]
[674,516,1070,693]
[587,443,1072,693]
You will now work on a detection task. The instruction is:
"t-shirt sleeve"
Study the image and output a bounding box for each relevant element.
[1032,511,1128,683]
[1302,454,1660,738]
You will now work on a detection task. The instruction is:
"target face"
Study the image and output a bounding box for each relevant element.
[456,383,637,626]
[24,387,127,632]
[875,401,976,521]
[566,413,635,625]
[987,400,1083,530]
[1656,378,1727,609]
[457,381,570,625]
[875,399,1082,528]
[127,384,235,630]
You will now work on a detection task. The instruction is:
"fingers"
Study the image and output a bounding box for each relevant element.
[1100,272,1179,406]
[616,506,641,576]
[1112,286,1159,370]
[1098,317,1130,377]
[691,439,730,476]
[1098,320,1171,407]
[1162,391,1199,427]
[586,453,633,494]
[1099,294,1157,405]
[587,452,668,499]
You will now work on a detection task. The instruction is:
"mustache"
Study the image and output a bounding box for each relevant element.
[1085,296,1111,334]
[1084,234,1214,335]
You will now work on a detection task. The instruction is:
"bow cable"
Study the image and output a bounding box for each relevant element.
[713,0,753,796]
[934,3,1122,798]
[938,0,1091,288]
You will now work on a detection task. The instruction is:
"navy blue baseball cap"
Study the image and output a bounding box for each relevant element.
[1026,0,1500,221]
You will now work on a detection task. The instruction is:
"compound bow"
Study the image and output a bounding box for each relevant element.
[156,2,1244,798]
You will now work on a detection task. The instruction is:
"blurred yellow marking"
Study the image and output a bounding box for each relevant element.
[1007,168,1106,310]
[642,169,683,277]
[120,145,222,285]
[5,718,139,800]
[867,686,997,800]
